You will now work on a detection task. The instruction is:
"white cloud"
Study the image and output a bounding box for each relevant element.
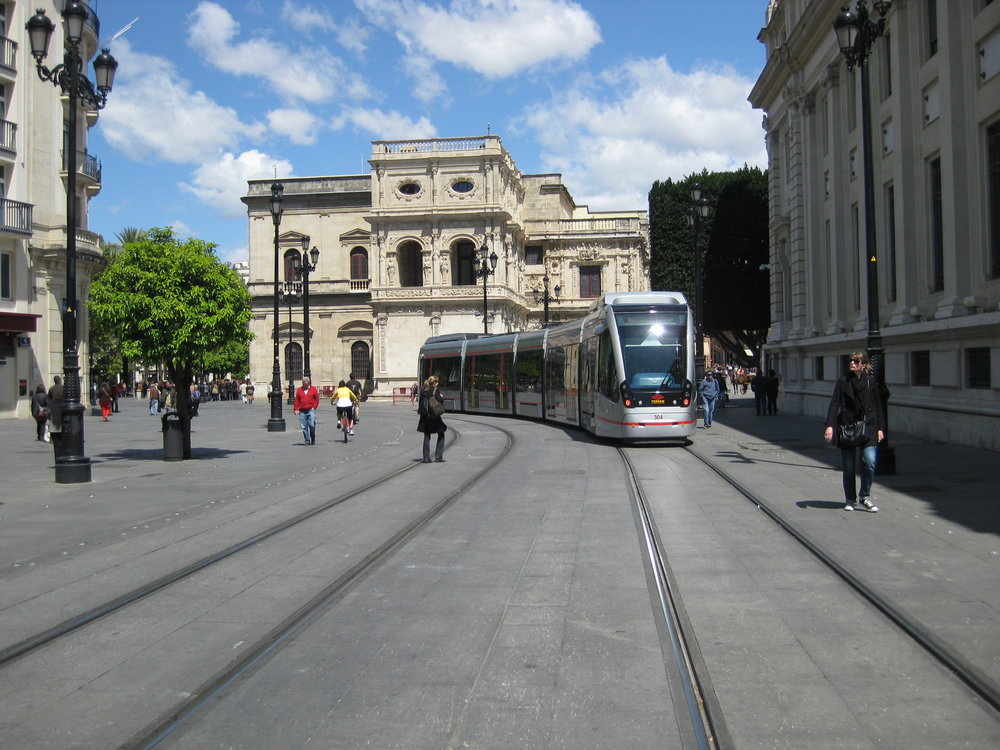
[331,108,437,140]
[99,40,265,163]
[267,108,322,146]
[513,57,767,210]
[280,0,372,55]
[168,219,197,239]
[187,1,371,104]
[354,0,600,78]
[180,150,294,219]
[406,55,448,104]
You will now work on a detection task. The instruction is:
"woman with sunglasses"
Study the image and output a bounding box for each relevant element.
[823,352,885,512]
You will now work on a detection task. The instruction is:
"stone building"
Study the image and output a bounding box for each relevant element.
[749,0,1000,450]
[0,0,106,419]
[243,135,649,398]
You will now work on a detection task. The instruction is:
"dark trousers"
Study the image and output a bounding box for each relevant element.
[754,394,766,416]
[422,431,444,461]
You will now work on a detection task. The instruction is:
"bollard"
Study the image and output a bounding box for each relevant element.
[161,412,184,461]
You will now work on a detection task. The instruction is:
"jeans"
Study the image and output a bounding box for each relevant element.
[149,399,158,416]
[702,397,717,426]
[840,445,877,501]
[298,409,316,444]
[423,431,444,461]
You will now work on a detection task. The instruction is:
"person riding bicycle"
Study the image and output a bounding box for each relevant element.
[330,379,360,435]
[345,373,364,424]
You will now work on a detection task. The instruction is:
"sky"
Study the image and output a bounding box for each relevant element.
[85,0,771,265]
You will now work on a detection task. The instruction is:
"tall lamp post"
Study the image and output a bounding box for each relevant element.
[687,182,712,381]
[472,242,499,334]
[532,275,561,328]
[293,241,320,378]
[267,182,286,431]
[27,4,118,483]
[279,283,299,405]
[834,0,896,474]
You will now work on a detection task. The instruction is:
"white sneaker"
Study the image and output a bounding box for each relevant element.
[843,502,854,511]
[348,429,354,435]
[858,497,878,512]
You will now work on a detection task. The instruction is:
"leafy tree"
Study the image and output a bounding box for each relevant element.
[648,167,769,368]
[88,228,253,458]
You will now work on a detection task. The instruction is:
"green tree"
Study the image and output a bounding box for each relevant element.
[88,228,253,458]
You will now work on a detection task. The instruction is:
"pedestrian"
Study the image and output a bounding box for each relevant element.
[240,380,248,403]
[766,369,780,415]
[417,375,447,462]
[161,380,177,414]
[751,370,768,416]
[246,383,255,405]
[293,376,320,445]
[111,382,121,413]
[48,375,64,450]
[30,384,49,442]
[99,382,113,421]
[823,351,885,513]
[346,373,363,423]
[330,379,360,435]
[148,381,160,415]
[716,368,729,408]
[697,371,721,428]
[410,381,418,404]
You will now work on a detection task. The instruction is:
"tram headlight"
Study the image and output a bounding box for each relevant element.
[620,381,635,409]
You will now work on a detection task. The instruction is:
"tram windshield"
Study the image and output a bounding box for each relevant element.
[614,309,688,390]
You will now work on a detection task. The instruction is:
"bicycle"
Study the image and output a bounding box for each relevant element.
[338,407,352,442]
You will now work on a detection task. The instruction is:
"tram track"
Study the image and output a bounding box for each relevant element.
[682,443,1000,716]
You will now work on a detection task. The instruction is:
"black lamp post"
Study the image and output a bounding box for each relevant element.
[27,4,118,483]
[293,239,320,378]
[532,275,561,328]
[279,283,299,405]
[267,182,286,431]
[687,182,711,381]
[834,0,896,474]
[472,242,499,334]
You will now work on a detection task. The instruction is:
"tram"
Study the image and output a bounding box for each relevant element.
[418,292,696,441]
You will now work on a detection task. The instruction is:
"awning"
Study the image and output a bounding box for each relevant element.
[0,312,42,333]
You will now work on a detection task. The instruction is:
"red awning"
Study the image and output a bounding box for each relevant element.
[0,312,42,333]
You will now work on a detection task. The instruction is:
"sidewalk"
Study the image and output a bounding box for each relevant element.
[687,390,1000,701]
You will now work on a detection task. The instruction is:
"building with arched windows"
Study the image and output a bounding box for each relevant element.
[242,135,650,399]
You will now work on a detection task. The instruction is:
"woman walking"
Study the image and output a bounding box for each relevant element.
[98,382,113,421]
[30,384,49,441]
[417,375,447,463]
[823,351,885,512]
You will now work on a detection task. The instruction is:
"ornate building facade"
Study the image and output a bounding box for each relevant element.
[243,135,649,398]
[750,0,1000,450]
[1,0,105,419]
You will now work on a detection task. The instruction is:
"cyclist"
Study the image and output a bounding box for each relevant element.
[330,379,360,435]
[345,373,364,424]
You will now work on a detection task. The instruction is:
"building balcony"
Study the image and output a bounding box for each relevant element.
[0,37,15,79]
[0,198,33,238]
[61,149,102,193]
[524,216,643,239]
[0,119,15,161]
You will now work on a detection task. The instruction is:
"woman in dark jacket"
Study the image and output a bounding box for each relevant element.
[824,351,885,512]
[417,375,447,463]
[30,384,49,441]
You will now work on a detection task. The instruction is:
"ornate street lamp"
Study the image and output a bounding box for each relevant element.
[292,239,320,378]
[532,275,561,328]
[687,182,712,381]
[278,283,299,405]
[472,242,499,334]
[27,4,118,483]
[267,182,286,431]
[834,1,896,474]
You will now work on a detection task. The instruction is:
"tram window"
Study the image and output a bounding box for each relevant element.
[515,349,543,392]
[615,312,688,390]
[597,331,618,400]
[424,356,461,389]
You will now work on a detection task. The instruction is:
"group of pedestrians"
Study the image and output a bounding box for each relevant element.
[751,370,781,416]
[292,373,364,446]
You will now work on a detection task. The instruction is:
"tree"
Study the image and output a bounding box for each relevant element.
[88,228,253,458]
[648,167,769,368]
[702,167,770,367]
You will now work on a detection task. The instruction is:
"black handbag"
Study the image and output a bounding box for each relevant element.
[838,419,868,447]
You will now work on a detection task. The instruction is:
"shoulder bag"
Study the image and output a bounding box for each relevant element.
[837,400,868,447]
[427,393,445,419]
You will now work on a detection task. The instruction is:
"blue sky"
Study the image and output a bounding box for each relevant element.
[87,0,770,265]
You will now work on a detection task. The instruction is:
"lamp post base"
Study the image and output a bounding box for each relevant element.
[267,418,286,432]
[55,457,92,484]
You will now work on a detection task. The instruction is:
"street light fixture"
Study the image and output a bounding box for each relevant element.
[278,283,300,405]
[27,3,118,483]
[687,182,712,381]
[267,181,286,432]
[834,0,896,474]
[532,275,561,328]
[472,242,499,334]
[292,239,320,378]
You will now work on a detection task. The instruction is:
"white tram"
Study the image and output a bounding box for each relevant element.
[418,292,696,441]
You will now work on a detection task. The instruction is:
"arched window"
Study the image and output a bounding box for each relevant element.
[452,240,477,285]
[351,341,371,380]
[350,247,368,281]
[284,342,303,382]
[283,249,301,282]
[398,241,423,287]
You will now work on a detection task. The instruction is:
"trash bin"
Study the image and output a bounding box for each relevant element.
[162,412,184,461]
